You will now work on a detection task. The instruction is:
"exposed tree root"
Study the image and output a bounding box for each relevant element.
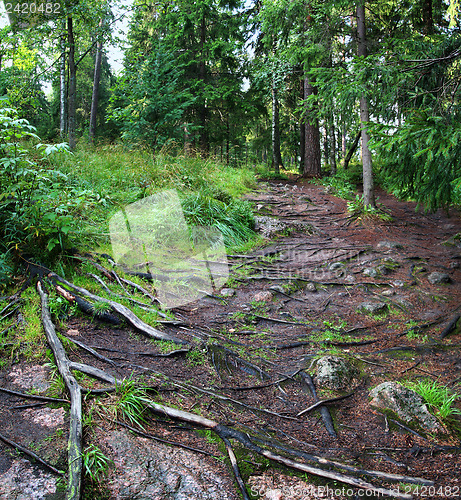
[298,371,337,438]
[49,272,186,345]
[440,314,461,339]
[37,281,84,500]
[31,273,439,500]
[146,400,423,499]
[0,431,64,476]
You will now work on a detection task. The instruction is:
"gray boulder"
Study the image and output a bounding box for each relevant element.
[363,267,378,278]
[427,272,452,285]
[360,302,388,315]
[369,382,442,433]
[377,241,403,250]
[315,356,358,390]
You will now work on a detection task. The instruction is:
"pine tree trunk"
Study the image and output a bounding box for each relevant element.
[329,120,337,175]
[89,20,103,144]
[67,17,76,151]
[271,79,283,174]
[199,12,208,157]
[299,79,305,173]
[422,0,433,34]
[60,27,66,138]
[357,2,374,207]
[302,77,321,177]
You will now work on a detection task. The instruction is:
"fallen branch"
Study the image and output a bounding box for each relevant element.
[440,314,460,339]
[56,285,121,325]
[297,392,355,417]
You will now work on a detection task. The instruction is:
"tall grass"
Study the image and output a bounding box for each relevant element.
[181,191,255,247]
[48,143,258,250]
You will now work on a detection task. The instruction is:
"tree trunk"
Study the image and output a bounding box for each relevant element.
[271,78,283,174]
[60,21,66,138]
[67,16,76,151]
[422,0,433,34]
[89,20,104,144]
[199,12,208,157]
[329,120,337,175]
[302,77,321,177]
[299,80,305,173]
[343,130,361,170]
[356,2,374,207]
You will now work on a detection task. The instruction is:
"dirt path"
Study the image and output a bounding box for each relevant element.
[1,180,460,499]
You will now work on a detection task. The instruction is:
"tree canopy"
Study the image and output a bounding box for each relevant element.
[1,0,461,209]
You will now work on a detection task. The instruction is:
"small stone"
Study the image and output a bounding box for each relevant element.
[449,261,460,269]
[376,265,390,275]
[397,297,413,309]
[269,285,285,294]
[369,382,442,433]
[252,291,273,302]
[392,280,405,287]
[345,274,356,283]
[315,356,358,390]
[427,272,452,285]
[381,289,395,296]
[377,241,403,250]
[220,288,236,297]
[305,282,317,292]
[360,302,388,315]
[363,267,378,278]
[329,262,345,272]
[67,329,80,336]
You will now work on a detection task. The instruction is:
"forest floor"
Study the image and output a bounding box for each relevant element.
[1,179,461,499]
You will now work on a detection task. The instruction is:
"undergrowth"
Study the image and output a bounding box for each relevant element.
[0,100,259,287]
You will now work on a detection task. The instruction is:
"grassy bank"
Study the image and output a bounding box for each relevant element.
[48,144,259,251]
[0,106,260,287]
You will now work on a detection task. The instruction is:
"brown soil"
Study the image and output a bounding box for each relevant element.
[1,180,460,499]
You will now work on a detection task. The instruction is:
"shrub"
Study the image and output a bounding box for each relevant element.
[0,100,103,266]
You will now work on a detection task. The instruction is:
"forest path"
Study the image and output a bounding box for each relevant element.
[1,179,460,499]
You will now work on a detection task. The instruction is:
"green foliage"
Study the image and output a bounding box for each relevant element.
[0,101,105,264]
[405,379,461,419]
[180,191,255,247]
[109,42,195,152]
[372,111,461,211]
[311,171,355,200]
[91,301,112,316]
[110,379,151,427]
[82,444,112,482]
[0,252,14,289]
[347,195,393,222]
[186,347,207,366]
[48,295,77,320]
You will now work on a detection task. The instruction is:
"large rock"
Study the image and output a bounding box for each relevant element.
[98,428,236,500]
[315,356,358,390]
[360,302,388,315]
[0,459,58,500]
[369,382,442,433]
[427,272,452,285]
[377,241,403,250]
